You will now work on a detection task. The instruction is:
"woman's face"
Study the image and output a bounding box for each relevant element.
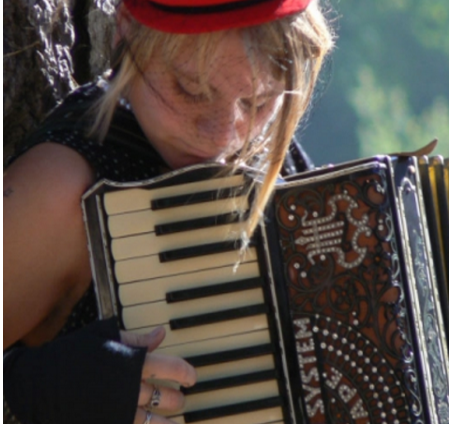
[128,31,285,169]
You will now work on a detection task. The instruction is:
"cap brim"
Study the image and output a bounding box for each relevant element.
[124,0,311,34]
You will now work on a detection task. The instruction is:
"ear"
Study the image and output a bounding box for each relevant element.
[113,3,133,46]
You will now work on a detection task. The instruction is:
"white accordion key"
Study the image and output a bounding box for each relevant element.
[121,288,264,329]
[107,195,249,237]
[132,317,268,347]
[111,222,248,260]
[103,174,246,214]
[183,381,280,412]
[158,324,273,382]
[114,249,257,283]
[118,262,260,305]
[170,408,284,424]
[156,328,270,358]
[194,355,275,383]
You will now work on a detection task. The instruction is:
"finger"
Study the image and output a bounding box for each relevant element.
[121,327,166,351]
[134,408,180,424]
[142,353,197,388]
[138,382,185,411]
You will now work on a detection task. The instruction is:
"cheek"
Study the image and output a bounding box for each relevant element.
[260,97,283,127]
[134,81,192,132]
[249,107,279,138]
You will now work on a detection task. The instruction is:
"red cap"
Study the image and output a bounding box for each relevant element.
[123,0,313,34]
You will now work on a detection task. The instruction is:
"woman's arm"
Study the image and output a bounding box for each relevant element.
[4,142,95,348]
[4,142,197,424]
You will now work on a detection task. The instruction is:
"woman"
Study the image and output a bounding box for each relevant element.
[4,1,334,423]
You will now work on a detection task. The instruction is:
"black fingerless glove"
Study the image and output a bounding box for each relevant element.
[4,318,147,424]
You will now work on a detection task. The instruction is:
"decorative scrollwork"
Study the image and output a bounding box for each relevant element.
[275,165,426,423]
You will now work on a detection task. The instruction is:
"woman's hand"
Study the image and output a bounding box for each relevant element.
[4,319,196,424]
[121,327,197,424]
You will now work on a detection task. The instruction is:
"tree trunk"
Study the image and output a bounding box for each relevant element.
[3,0,115,163]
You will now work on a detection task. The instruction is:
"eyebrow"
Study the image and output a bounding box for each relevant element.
[174,68,281,101]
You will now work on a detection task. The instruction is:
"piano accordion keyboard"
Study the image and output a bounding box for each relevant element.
[102,175,287,424]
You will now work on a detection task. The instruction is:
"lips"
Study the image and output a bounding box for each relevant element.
[182,140,224,162]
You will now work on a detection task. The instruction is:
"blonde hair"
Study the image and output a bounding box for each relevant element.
[91,0,334,238]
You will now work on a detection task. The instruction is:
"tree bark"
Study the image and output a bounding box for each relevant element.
[3,0,115,162]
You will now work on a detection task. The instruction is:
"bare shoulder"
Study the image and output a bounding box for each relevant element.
[4,142,96,348]
[4,142,94,201]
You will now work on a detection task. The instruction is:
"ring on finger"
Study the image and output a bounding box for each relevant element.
[145,385,162,410]
[144,411,153,424]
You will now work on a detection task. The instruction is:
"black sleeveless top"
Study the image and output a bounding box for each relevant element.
[8,79,314,336]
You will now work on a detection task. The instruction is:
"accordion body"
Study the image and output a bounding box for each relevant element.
[82,155,448,424]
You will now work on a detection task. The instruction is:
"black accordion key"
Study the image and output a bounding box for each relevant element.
[155,212,243,235]
[151,186,245,210]
[169,304,268,330]
[185,343,274,368]
[166,277,264,303]
[183,397,282,423]
[182,369,277,395]
[159,240,241,262]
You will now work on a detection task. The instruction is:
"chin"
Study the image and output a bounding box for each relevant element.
[169,156,208,170]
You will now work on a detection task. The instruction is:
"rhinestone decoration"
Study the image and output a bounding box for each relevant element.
[294,192,372,269]
[296,316,409,423]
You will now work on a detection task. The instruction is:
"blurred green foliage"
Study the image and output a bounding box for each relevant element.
[300,0,449,165]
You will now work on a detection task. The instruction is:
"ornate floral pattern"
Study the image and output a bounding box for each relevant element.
[272,159,434,424]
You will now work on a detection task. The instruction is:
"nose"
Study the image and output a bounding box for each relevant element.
[195,101,244,150]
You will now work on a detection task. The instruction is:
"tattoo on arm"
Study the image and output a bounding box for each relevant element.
[4,187,14,198]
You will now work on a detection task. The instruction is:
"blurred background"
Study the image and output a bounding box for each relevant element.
[299,0,449,165]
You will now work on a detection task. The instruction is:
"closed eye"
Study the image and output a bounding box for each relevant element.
[174,79,209,104]
[239,97,269,114]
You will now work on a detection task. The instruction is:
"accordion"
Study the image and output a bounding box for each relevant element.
[82,154,448,424]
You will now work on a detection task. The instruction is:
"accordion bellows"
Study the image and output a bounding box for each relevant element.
[82,155,448,424]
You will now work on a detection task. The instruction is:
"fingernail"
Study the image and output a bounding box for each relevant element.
[149,326,164,337]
